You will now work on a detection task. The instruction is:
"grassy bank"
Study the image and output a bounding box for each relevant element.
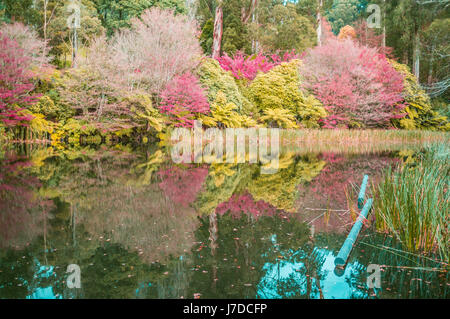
[373,143,449,263]
[281,129,449,155]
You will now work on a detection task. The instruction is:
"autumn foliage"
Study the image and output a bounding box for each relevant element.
[338,25,356,40]
[216,50,301,81]
[0,33,38,126]
[159,73,210,127]
[109,7,202,94]
[158,165,209,207]
[299,38,405,128]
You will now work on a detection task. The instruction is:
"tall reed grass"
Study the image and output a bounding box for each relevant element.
[374,144,449,262]
[281,129,449,155]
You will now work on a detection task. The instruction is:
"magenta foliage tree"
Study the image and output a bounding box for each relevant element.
[217,50,301,81]
[158,165,209,207]
[216,191,278,219]
[0,22,51,67]
[0,33,38,127]
[159,72,210,127]
[353,20,393,58]
[300,38,405,128]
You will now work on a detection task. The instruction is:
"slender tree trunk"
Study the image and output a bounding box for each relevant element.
[212,1,224,59]
[382,0,386,49]
[72,27,78,67]
[251,9,259,53]
[413,31,421,82]
[241,0,258,24]
[209,211,218,290]
[43,0,48,67]
[428,44,434,84]
[317,0,323,46]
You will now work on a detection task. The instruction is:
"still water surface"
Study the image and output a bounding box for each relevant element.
[0,143,448,298]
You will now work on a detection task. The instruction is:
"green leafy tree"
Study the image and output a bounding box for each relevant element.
[326,0,366,34]
[93,0,186,35]
[0,0,40,25]
[46,0,104,66]
[254,3,316,53]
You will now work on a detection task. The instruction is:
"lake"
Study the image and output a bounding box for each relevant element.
[0,141,448,299]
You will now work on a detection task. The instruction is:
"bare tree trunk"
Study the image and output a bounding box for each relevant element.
[382,0,386,49]
[251,8,259,53]
[43,0,48,66]
[428,44,435,84]
[212,0,223,59]
[413,31,421,82]
[209,211,218,290]
[317,0,323,46]
[72,27,78,67]
[241,0,258,24]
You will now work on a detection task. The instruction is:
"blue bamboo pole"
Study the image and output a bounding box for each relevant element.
[358,175,369,209]
[334,198,373,267]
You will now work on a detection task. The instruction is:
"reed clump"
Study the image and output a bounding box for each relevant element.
[374,144,449,262]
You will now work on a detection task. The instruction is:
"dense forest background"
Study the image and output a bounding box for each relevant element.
[1,0,447,99]
[0,0,448,140]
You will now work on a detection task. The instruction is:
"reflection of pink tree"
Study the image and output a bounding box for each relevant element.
[0,152,53,249]
[298,153,396,210]
[216,191,279,219]
[158,165,209,207]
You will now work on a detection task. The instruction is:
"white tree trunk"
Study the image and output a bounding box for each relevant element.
[317,0,323,46]
[382,0,386,49]
[413,32,421,82]
[212,1,223,59]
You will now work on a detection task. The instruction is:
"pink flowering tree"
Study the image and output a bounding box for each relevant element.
[109,7,202,94]
[217,50,301,81]
[0,33,38,127]
[0,22,51,67]
[159,73,210,127]
[299,38,405,128]
[353,20,393,57]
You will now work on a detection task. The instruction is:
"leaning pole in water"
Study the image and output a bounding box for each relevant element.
[335,198,373,267]
[358,175,369,209]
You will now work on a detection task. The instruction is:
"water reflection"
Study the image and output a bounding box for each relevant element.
[0,144,447,299]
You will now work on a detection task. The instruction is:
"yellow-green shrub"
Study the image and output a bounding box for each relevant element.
[259,108,298,129]
[201,92,258,128]
[248,59,326,127]
[124,94,165,132]
[297,95,328,128]
[391,60,450,131]
[197,58,256,115]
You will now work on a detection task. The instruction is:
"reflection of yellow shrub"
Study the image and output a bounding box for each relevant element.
[247,156,326,212]
[195,164,255,214]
